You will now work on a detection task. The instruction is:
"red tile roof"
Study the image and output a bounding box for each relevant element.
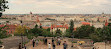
[51,24,68,29]
[0,25,17,34]
[43,27,50,29]
[81,22,90,25]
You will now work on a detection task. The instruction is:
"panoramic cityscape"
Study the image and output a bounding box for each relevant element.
[0,0,111,49]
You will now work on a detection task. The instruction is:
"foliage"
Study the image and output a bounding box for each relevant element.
[65,20,74,37]
[74,25,95,38]
[14,25,27,35]
[69,20,74,33]
[47,28,50,31]
[55,29,62,36]
[0,25,8,39]
[0,0,9,12]
[26,24,52,39]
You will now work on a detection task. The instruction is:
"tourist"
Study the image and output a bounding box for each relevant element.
[52,38,54,44]
[52,43,56,49]
[36,39,39,46]
[32,39,35,47]
[45,38,47,45]
[48,43,51,49]
[19,43,22,49]
[24,44,26,49]
[63,41,68,49]
[58,38,61,45]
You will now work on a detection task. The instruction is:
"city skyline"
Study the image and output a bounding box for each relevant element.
[4,0,111,14]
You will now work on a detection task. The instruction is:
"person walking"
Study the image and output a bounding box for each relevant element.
[19,43,22,49]
[52,43,56,49]
[58,38,61,45]
[52,38,54,43]
[24,44,26,49]
[63,41,68,49]
[36,39,39,46]
[45,38,47,45]
[48,43,51,49]
[32,39,35,47]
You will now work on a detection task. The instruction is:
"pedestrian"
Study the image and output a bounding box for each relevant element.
[36,39,39,46]
[52,43,56,49]
[52,38,54,43]
[48,43,51,49]
[32,39,35,47]
[63,41,68,49]
[58,38,61,45]
[19,43,22,49]
[24,44,26,49]
[45,38,47,45]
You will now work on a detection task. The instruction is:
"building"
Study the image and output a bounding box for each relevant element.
[0,24,17,34]
[50,24,68,34]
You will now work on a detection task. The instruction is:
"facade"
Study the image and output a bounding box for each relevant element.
[50,24,68,34]
[0,24,17,34]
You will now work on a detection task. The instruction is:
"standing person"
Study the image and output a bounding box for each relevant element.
[52,38,54,45]
[24,44,26,49]
[45,38,47,45]
[63,41,68,49]
[52,38,54,43]
[58,38,61,45]
[48,43,51,49]
[19,43,22,49]
[36,39,39,46]
[52,43,56,49]
[32,39,35,47]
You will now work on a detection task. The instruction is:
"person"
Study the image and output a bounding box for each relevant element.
[58,38,61,45]
[45,38,47,45]
[36,39,39,46]
[63,41,68,49]
[32,39,35,47]
[52,38,54,43]
[24,44,26,49]
[52,43,56,49]
[19,43,22,49]
[48,43,51,49]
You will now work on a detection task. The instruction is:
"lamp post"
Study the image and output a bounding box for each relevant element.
[20,20,24,48]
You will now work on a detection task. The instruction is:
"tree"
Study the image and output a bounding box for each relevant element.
[69,20,74,33]
[47,28,50,31]
[74,25,95,38]
[0,25,8,38]
[15,25,27,35]
[55,29,62,36]
[99,26,111,41]
[0,0,9,17]
[35,24,38,28]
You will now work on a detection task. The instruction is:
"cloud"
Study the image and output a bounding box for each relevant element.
[4,0,111,14]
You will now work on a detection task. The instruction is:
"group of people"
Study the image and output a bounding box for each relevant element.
[18,37,68,49]
[32,38,39,47]
[48,38,68,49]
[18,43,26,49]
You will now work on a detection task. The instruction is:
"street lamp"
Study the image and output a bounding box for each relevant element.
[20,20,24,48]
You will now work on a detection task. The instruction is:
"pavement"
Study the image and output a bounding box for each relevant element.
[27,38,79,49]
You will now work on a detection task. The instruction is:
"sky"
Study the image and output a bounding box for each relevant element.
[4,0,111,14]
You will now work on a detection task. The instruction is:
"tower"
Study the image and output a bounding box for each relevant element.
[36,16,41,27]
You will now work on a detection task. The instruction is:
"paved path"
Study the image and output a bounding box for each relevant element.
[27,38,78,49]
[0,36,29,49]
